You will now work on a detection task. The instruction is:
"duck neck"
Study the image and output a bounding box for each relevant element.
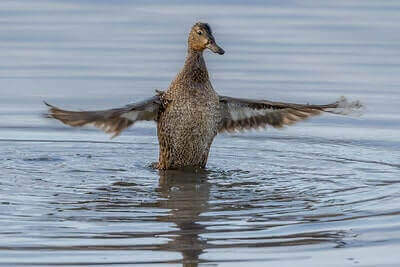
[180,48,209,84]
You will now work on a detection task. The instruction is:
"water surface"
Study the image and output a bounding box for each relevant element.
[1,0,400,266]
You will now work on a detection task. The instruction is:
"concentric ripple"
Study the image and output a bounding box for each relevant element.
[1,0,400,266]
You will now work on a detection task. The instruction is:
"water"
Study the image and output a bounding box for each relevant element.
[1,0,400,266]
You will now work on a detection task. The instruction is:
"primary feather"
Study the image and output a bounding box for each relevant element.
[44,95,162,138]
[218,96,363,133]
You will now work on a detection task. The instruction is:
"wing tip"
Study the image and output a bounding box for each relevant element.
[43,101,55,118]
[327,96,364,116]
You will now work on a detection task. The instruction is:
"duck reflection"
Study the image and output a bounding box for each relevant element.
[157,170,211,267]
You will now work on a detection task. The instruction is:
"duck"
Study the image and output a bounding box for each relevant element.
[45,22,362,170]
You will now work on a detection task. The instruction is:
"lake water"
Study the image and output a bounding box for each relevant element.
[1,0,400,266]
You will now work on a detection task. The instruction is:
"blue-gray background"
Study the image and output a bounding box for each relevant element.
[0,1,399,266]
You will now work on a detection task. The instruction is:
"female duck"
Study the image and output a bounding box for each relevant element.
[45,22,362,170]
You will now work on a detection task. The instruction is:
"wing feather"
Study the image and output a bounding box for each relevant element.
[219,95,362,133]
[44,94,162,138]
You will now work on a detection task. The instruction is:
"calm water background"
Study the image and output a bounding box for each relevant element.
[1,0,400,266]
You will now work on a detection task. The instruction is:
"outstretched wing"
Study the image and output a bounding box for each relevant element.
[44,95,162,138]
[218,95,362,133]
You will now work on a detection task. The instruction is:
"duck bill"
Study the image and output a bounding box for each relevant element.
[206,42,225,55]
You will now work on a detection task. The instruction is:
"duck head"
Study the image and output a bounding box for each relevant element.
[188,22,225,55]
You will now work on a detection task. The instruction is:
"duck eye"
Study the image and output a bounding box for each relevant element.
[197,30,202,35]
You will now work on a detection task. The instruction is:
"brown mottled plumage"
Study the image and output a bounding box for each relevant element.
[45,22,363,170]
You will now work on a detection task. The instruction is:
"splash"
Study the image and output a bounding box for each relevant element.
[326,96,364,116]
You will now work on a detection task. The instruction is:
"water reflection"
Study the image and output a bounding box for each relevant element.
[154,168,351,266]
[157,170,210,267]
[2,146,398,266]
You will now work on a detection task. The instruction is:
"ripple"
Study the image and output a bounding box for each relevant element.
[1,0,400,266]
[22,156,63,162]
